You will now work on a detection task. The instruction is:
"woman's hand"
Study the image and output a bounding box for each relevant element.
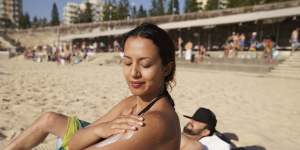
[92,109,144,139]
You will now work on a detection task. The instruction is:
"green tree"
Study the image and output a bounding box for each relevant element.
[102,3,111,21]
[1,18,14,28]
[24,13,31,28]
[41,17,48,26]
[167,0,179,14]
[185,0,199,13]
[117,0,130,20]
[226,0,262,8]
[248,0,263,5]
[78,2,93,23]
[32,16,37,27]
[31,17,48,27]
[102,0,118,21]
[263,0,287,3]
[19,13,31,29]
[131,5,137,18]
[157,0,165,15]
[205,0,219,10]
[227,0,243,8]
[149,0,158,16]
[149,0,165,16]
[19,14,27,29]
[85,2,93,22]
[137,5,147,18]
[51,2,60,25]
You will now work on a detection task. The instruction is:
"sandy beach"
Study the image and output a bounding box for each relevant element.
[0,54,300,150]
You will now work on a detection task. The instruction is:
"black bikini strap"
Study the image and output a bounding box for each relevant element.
[137,94,164,116]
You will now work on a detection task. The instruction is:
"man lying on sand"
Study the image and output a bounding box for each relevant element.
[180,107,230,150]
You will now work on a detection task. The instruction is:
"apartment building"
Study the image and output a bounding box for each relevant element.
[63,0,104,25]
[63,2,80,25]
[196,0,228,9]
[0,0,22,27]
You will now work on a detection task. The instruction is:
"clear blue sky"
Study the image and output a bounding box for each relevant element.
[23,0,185,21]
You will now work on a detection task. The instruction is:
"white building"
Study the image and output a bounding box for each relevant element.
[219,0,228,9]
[63,2,80,25]
[64,0,104,25]
[0,0,22,27]
[84,0,104,22]
[196,0,228,10]
[196,0,208,9]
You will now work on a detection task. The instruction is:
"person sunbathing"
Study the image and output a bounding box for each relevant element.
[180,107,230,150]
[5,23,181,150]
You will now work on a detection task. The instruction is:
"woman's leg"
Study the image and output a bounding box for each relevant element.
[5,112,68,150]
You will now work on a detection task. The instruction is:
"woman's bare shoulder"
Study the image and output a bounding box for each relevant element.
[129,109,180,148]
[92,96,136,124]
[87,98,180,150]
[140,101,180,139]
[144,109,179,131]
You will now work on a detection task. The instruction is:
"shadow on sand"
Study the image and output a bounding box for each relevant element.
[233,145,266,150]
[217,132,266,150]
[0,132,6,141]
[0,72,10,76]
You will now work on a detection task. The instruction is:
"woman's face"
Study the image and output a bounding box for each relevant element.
[123,36,166,98]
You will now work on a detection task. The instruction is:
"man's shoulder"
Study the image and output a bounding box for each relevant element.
[181,134,204,150]
[189,140,203,150]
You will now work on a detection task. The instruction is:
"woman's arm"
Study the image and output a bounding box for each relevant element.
[85,111,179,150]
[69,115,144,150]
[68,124,104,150]
[68,97,144,150]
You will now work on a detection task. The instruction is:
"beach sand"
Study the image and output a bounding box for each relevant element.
[0,55,300,150]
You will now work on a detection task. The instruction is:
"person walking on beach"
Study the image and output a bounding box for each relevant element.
[249,32,258,52]
[197,45,206,63]
[185,41,193,62]
[262,35,276,64]
[178,37,183,58]
[239,33,246,51]
[5,23,181,150]
[290,28,300,53]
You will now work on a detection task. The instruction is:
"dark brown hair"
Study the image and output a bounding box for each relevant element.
[122,23,176,107]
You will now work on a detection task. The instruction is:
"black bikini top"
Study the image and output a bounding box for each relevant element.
[137,90,174,116]
[137,94,164,116]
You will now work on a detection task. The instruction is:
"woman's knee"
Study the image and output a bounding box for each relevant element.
[38,112,62,131]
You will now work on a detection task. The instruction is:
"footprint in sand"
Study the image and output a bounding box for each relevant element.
[51,95,57,99]
[4,91,11,95]
[1,104,9,110]
[32,88,40,93]
[2,98,10,102]
[0,132,7,141]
